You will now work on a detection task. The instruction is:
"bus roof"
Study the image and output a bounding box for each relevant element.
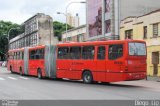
[8,45,45,52]
[57,40,145,47]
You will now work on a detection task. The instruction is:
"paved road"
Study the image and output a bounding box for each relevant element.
[0,67,160,100]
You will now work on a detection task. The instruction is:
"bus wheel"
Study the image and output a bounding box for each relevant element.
[37,69,42,79]
[20,67,23,76]
[10,66,13,73]
[82,71,93,84]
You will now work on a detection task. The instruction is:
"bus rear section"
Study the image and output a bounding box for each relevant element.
[8,45,57,79]
[8,49,24,74]
[124,41,147,81]
[107,41,147,82]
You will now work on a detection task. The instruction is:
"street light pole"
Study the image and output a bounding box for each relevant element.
[65,1,86,41]
[7,27,20,50]
[57,12,67,41]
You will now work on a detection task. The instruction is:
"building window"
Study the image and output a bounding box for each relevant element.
[33,33,38,46]
[153,24,158,37]
[26,36,30,46]
[77,34,84,42]
[67,37,72,41]
[125,29,133,39]
[105,0,111,13]
[105,20,111,33]
[143,26,147,39]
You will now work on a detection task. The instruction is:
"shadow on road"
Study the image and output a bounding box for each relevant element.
[43,78,145,89]
[5,70,146,89]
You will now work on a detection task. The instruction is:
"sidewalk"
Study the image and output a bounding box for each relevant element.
[146,76,160,82]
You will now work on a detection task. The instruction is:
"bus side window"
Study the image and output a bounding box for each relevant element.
[19,52,21,60]
[18,52,20,60]
[13,52,15,60]
[17,52,20,60]
[15,52,17,60]
[21,51,23,60]
[9,52,11,60]
[58,47,69,59]
[70,47,81,59]
[30,50,36,60]
[35,50,40,59]
[97,46,106,60]
[108,44,123,60]
[22,52,24,60]
[35,49,44,59]
[40,49,44,59]
[11,52,13,60]
[12,52,14,59]
[82,46,95,60]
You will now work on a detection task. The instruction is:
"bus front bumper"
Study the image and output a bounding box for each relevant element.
[126,72,146,81]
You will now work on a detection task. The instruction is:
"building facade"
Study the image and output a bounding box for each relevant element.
[10,13,58,50]
[67,13,80,28]
[62,25,86,42]
[120,9,160,77]
[72,13,80,28]
[86,0,160,41]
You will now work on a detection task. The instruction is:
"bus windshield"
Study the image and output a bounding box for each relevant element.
[129,42,146,56]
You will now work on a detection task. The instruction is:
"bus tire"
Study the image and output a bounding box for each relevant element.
[82,71,93,84]
[19,67,23,76]
[37,68,42,79]
[55,78,62,80]
[10,66,13,73]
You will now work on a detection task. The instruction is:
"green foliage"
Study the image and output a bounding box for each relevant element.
[0,20,24,60]
[53,21,73,41]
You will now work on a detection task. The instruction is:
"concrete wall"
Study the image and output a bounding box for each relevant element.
[120,0,160,20]
[38,15,58,45]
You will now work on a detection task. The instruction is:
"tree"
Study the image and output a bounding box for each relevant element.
[0,20,23,61]
[53,21,73,41]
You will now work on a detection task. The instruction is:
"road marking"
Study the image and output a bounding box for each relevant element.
[19,77,29,80]
[8,77,17,80]
[0,77,5,81]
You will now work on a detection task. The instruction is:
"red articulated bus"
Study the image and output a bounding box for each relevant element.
[8,40,147,83]
[8,45,56,79]
[8,48,24,75]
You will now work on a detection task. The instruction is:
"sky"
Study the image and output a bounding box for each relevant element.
[0,0,86,25]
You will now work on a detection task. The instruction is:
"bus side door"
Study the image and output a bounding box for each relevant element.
[95,46,106,82]
[28,50,37,76]
[69,46,82,80]
[106,44,124,82]
[56,47,71,78]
